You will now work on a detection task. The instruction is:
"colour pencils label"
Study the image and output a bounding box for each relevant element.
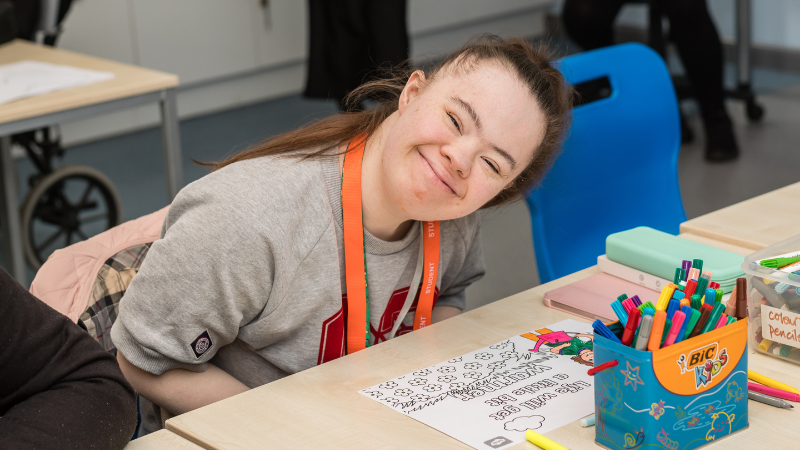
[762,305,800,348]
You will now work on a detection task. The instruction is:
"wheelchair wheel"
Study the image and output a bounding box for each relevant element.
[21,165,123,270]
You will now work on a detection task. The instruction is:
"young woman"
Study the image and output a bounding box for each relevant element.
[111,35,572,434]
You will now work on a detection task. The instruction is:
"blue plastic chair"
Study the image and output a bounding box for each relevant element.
[525,43,686,284]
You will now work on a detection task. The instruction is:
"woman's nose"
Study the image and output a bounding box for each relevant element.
[441,142,473,178]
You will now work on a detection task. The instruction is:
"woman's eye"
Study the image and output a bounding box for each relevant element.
[448,113,461,133]
[483,158,500,174]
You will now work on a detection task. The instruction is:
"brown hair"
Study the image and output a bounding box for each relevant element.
[571,354,593,366]
[207,35,573,208]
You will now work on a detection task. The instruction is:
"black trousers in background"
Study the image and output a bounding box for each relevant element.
[562,0,726,121]
[305,0,409,110]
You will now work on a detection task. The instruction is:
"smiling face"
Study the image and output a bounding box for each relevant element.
[377,62,547,222]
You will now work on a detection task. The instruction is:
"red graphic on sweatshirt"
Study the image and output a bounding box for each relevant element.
[316,285,440,365]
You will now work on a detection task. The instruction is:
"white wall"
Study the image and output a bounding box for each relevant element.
[52,0,552,146]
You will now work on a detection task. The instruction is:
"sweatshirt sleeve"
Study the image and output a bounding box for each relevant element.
[436,216,486,311]
[110,175,276,376]
[0,268,137,450]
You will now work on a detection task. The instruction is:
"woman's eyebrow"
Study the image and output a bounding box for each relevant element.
[449,95,517,170]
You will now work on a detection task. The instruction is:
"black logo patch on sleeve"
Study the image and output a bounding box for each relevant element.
[190,330,213,358]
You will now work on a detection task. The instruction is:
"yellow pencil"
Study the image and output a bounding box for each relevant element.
[748,370,800,395]
[525,430,570,450]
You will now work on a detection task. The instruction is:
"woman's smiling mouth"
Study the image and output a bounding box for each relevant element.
[418,150,458,196]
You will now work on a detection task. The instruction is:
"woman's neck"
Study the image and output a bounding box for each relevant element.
[357,115,415,242]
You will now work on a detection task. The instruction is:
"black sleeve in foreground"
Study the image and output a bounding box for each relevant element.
[0,268,137,449]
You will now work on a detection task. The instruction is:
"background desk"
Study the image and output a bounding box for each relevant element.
[163,234,797,450]
[0,40,183,283]
[680,181,800,250]
[124,430,203,450]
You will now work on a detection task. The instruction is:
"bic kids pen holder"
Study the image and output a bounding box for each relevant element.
[592,319,748,450]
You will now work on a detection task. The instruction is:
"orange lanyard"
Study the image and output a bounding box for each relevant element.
[341,135,440,354]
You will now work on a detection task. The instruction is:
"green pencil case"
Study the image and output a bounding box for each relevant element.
[606,227,744,292]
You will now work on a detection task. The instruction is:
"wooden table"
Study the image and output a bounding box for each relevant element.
[0,39,183,282]
[680,181,800,250]
[162,234,798,450]
[124,430,203,450]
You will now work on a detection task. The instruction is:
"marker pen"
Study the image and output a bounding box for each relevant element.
[621,308,641,347]
[666,299,679,320]
[701,303,726,335]
[689,307,712,339]
[714,313,728,330]
[663,311,686,347]
[735,278,748,320]
[635,315,654,351]
[648,310,667,351]
[683,308,701,341]
[673,306,694,344]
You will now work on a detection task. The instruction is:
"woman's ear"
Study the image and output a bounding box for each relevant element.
[398,70,426,115]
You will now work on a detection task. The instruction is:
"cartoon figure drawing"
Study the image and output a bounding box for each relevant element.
[656,428,679,450]
[521,328,594,366]
[649,400,666,420]
[705,411,735,441]
[703,404,716,414]
[620,361,645,391]
[726,381,745,403]
[686,417,700,427]
[676,354,688,374]
[623,427,645,449]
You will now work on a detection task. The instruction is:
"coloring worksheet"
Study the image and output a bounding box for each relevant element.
[359,319,595,449]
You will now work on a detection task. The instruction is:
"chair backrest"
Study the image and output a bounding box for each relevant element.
[526,43,686,284]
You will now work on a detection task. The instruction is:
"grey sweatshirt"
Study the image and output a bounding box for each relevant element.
[111,153,485,433]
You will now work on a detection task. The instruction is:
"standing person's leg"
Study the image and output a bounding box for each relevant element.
[562,0,627,51]
[365,0,409,71]
[660,0,739,161]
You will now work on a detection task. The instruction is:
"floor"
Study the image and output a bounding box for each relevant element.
[6,62,800,311]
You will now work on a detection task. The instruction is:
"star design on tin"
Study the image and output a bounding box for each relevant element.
[620,361,645,391]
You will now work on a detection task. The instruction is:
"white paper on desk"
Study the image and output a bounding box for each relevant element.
[0,60,114,105]
[359,319,595,450]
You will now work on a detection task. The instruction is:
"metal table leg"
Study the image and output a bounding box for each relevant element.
[0,136,27,283]
[160,88,184,201]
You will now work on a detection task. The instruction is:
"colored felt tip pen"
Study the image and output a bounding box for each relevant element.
[621,298,634,314]
[648,310,667,351]
[684,279,698,298]
[656,286,670,311]
[701,303,726,335]
[735,278,748,320]
[593,320,622,344]
[635,314,654,351]
[689,306,712,339]
[725,285,738,317]
[674,268,684,285]
[690,294,702,310]
[611,301,629,327]
[617,294,628,302]
[748,371,800,395]
[715,289,723,303]
[672,291,685,301]
[643,306,655,316]
[622,308,641,347]
[682,260,692,280]
[579,414,596,427]
[726,316,736,325]
[688,268,699,282]
[696,277,709,297]
[701,270,713,280]
[666,299,679,320]
[683,309,701,341]
[630,295,642,307]
[748,381,800,402]
[704,288,717,307]
[714,313,728,330]
[674,306,694,344]
[525,429,570,450]
[693,258,703,272]
[660,319,672,346]
[759,255,800,269]
[663,310,686,347]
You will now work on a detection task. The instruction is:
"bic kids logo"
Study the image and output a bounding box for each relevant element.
[676,342,729,389]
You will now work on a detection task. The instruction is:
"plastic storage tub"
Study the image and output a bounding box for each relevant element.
[741,234,800,364]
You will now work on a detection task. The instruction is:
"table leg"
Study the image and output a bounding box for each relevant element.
[0,136,27,284]
[160,88,184,201]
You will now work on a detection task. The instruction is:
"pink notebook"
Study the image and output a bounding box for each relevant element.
[543,273,661,322]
